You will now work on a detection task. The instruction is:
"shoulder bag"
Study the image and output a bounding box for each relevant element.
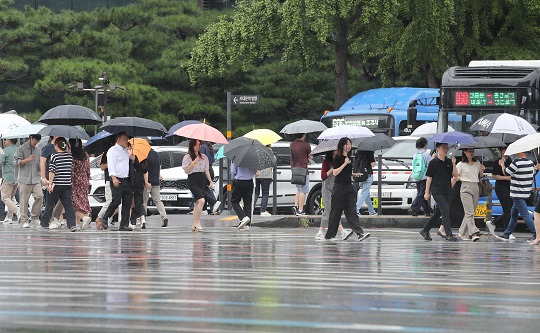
[291,167,307,185]
[478,175,493,197]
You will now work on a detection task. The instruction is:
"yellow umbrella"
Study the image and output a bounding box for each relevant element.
[243,129,282,146]
[128,138,151,162]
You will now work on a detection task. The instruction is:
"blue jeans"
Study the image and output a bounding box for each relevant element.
[504,198,536,237]
[356,175,375,215]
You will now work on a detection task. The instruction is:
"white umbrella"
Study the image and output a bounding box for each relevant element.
[411,122,455,136]
[317,125,375,140]
[504,133,540,156]
[0,114,31,136]
[1,124,46,139]
[470,113,536,135]
[280,120,327,134]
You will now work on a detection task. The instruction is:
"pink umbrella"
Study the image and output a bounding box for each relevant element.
[174,122,228,144]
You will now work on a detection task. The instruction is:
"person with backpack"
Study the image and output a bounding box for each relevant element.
[354,150,377,215]
[409,137,432,216]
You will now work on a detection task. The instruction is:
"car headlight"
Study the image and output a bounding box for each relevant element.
[406,175,417,189]
[91,173,105,181]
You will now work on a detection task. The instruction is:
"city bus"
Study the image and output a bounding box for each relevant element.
[320,87,468,137]
[439,60,540,224]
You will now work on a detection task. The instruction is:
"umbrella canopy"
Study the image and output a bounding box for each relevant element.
[317,125,375,140]
[101,117,166,137]
[353,133,396,151]
[0,114,31,136]
[428,131,478,146]
[312,140,339,155]
[1,124,46,139]
[166,120,201,138]
[38,125,90,140]
[411,122,455,136]
[128,138,151,162]
[220,137,276,169]
[460,136,506,149]
[505,133,540,156]
[243,129,282,146]
[174,123,227,144]
[280,120,327,134]
[487,132,525,144]
[39,105,102,125]
[470,113,537,136]
[84,131,114,155]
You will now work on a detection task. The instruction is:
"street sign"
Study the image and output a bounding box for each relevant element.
[232,95,259,105]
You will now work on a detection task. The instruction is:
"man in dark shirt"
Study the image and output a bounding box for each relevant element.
[143,149,168,227]
[487,148,512,234]
[355,150,377,215]
[420,142,458,241]
[290,133,312,215]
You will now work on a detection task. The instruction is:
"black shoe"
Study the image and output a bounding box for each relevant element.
[141,221,146,230]
[102,223,108,230]
[408,209,418,217]
[291,206,298,215]
[419,230,432,241]
[110,221,115,226]
[424,212,431,217]
[118,226,133,231]
[446,236,458,242]
[130,220,136,226]
[357,233,371,242]
[436,231,447,239]
[296,210,307,216]
[162,218,168,227]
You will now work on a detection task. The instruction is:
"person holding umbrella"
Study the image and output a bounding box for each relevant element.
[182,139,216,232]
[324,137,370,242]
[487,147,512,234]
[39,137,77,232]
[70,139,92,229]
[290,133,312,216]
[420,142,459,242]
[231,161,257,230]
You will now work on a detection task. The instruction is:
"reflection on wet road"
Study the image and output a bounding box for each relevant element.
[1,224,540,332]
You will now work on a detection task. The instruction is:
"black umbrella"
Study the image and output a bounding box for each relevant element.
[39,105,102,125]
[352,133,396,151]
[488,132,525,144]
[460,136,506,149]
[100,117,166,137]
[222,137,276,170]
[38,125,90,140]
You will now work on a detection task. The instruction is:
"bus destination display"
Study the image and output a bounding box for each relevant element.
[454,91,517,107]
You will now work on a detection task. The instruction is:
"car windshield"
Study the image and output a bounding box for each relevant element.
[382,141,417,163]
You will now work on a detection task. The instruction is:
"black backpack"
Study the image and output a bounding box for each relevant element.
[353,151,369,182]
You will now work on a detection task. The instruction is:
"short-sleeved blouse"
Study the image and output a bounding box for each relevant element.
[182,154,209,174]
[456,160,481,183]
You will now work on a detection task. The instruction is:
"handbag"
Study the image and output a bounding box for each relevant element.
[291,167,307,185]
[478,175,493,197]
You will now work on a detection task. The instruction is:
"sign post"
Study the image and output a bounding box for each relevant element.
[225,93,260,212]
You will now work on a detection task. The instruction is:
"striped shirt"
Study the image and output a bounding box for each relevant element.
[49,152,73,186]
[505,158,534,198]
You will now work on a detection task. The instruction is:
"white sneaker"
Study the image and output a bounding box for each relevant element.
[30,219,40,228]
[201,211,208,215]
[51,218,61,229]
[486,220,496,235]
[509,234,516,240]
[22,222,30,228]
[60,219,66,226]
[49,223,59,230]
[212,201,221,213]
[81,216,92,229]
[238,216,250,229]
[260,211,272,217]
[315,230,325,240]
[2,218,13,225]
[341,229,354,240]
[244,225,250,231]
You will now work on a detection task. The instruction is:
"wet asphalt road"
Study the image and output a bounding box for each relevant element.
[0,215,539,332]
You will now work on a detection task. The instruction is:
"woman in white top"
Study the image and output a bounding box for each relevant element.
[456,148,485,241]
[182,139,214,232]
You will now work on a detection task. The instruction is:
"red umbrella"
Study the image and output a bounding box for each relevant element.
[174,122,228,144]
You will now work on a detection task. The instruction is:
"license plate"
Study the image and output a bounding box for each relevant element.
[160,194,178,201]
[371,192,391,198]
[475,203,487,217]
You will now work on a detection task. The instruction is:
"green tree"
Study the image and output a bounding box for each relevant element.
[188,0,393,110]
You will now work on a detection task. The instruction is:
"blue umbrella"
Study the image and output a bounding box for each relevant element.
[84,131,113,155]
[166,120,201,138]
[428,131,478,146]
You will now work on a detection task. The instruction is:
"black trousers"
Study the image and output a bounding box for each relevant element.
[130,186,145,223]
[411,179,431,214]
[494,189,512,229]
[103,178,133,229]
[40,185,75,229]
[325,183,364,239]
[422,193,453,236]
[231,179,253,222]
